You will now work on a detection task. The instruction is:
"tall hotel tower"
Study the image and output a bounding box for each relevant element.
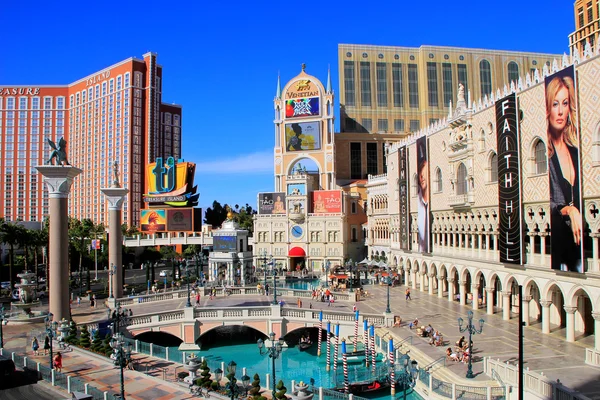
[0,52,182,227]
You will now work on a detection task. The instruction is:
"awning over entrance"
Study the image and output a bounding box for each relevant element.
[289,247,306,257]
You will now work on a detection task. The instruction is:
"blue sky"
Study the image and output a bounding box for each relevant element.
[1,0,574,213]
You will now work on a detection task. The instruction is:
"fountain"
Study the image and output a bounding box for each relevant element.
[183,354,201,383]
[289,381,315,400]
[8,270,47,324]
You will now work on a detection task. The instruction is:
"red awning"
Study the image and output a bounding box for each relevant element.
[329,274,348,279]
[289,247,306,257]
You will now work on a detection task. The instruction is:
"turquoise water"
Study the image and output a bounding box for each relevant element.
[173,341,422,399]
[281,279,320,290]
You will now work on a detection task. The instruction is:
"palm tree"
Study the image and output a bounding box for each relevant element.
[69,218,94,294]
[0,220,26,291]
[31,228,48,289]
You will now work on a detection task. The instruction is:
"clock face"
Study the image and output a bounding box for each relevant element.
[291,225,304,238]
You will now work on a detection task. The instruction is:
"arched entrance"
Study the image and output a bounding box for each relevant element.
[569,287,594,340]
[544,283,566,334]
[289,247,306,272]
[523,280,542,326]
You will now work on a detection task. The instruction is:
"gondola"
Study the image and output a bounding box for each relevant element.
[298,342,313,351]
[334,378,390,394]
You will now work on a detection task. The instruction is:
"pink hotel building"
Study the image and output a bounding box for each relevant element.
[0,52,182,227]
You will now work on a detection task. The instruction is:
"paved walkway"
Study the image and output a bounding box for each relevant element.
[3,282,600,399]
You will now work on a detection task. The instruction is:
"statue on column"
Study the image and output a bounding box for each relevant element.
[45,138,70,166]
[112,160,121,188]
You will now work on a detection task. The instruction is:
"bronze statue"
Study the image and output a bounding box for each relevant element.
[45,138,70,166]
[112,160,120,187]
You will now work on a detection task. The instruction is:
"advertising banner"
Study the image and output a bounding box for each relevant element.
[213,235,237,252]
[311,190,343,213]
[140,209,166,233]
[287,184,306,196]
[544,66,585,272]
[285,97,320,118]
[398,146,410,251]
[285,122,321,151]
[496,93,523,265]
[258,192,286,215]
[415,136,430,253]
[166,208,193,232]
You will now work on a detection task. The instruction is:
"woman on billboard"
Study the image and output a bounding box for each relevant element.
[416,137,430,253]
[546,68,583,272]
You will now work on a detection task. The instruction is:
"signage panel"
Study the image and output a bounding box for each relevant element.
[311,190,342,213]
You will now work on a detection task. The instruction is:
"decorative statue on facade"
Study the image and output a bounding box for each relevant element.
[457,83,465,103]
[112,160,120,187]
[45,138,70,166]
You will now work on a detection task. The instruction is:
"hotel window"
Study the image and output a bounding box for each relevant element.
[362,118,372,133]
[426,62,438,107]
[376,62,388,107]
[76,93,80,106]
[457,64,468,99]
[109,79,114,93]
[409,120,420,132]
[456,163,468,195]
[578,7,584,27]
[95,85,100,98]
[7,98,15,109]
[88,89,93,102]
[32,98,39,110]
[117,76,122,91]
[57,97,64,109]
[587,1,593,23]
[350,142,362,179]
[535,140,547,174]
[479,60,492,97]
[507,61,519,83]
[408,64,419,108]
[394,119,405,132]
[378,119,388,132]
[19,98,27,109]
[392,63,404,107]
[360,61,372,107]
[429,118,439,126]
[367,142,378,176]
[125,73,130,88]
[102,82,107,96]
[442,63,453,106]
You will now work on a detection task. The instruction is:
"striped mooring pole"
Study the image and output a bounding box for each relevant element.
[370,323,376,375]
[326,321,331,372]
[333,323,340,371]
[342,338,349,394]
[318,311,323,357]
[353,310,359,351]
[389,338,396,396]
[364,319,369,367]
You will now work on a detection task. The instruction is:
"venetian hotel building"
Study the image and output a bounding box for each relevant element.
[0,52,181,227]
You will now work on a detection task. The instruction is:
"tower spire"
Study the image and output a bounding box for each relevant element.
[275,73,281,99]
[326,65,331,93]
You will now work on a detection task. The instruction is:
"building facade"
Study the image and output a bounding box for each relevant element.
[0,52,181,227]
[570,0,600,55]
[366,50,600,353]
[338,44,560,139]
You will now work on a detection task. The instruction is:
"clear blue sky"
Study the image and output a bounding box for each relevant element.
[0,0,574,213]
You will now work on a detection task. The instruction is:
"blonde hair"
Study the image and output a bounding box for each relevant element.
[546,75,578,158]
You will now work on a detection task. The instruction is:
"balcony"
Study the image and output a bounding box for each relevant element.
[448,192,475,209]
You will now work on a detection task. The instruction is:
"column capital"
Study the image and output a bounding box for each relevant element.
[448,277,456,283]
[485,287,495,293]
[539,300,552,308]
[501,291,512,297]
[459,280,467,286]
[522,296,532,302]
[428,273,435,278]
[101,187,130,210]
[36,165,83,198]
[472,284,481,290]
[563,306,577,314]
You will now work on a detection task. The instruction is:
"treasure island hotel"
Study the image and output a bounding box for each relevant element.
[0,52,181,227]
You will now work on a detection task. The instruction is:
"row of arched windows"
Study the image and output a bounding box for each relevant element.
[479,60,521,98]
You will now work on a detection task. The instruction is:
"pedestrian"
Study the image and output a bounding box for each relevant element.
[92,294,97,308]
[44,335,50,355]
[297,298,302,308]
[77,296,81,307]
[195,292,201,306]
[405,288,412,301]
[352,304,357,312]
[32,337,39,356]
[53,352,62,372]
[265,284,270,296]
[90,298,95,308]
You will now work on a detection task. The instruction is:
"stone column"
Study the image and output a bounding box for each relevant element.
[502,291,511,321]
[459,280,466,306]
[404,268,410,287]
[472,284,480,310]
[411,270,417,290]
[428,274,434,295]
[419,272,425,292]
[36,165,83,322]
[486,288,495,315]
[564,306,577,342]
[540,301,552,334]
[593,312,600,350]
[448,278,455,302]
[437,277,444,298]
[101,186,129,303]
[522,296,532,326]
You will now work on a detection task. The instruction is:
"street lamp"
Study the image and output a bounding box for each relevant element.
[108,263,116,299]
[226,360,240,400]
[214,367,223,390]
[324,259,330,288]
[110,332,132,399]
[457,310,485,379]
[257,332,284,400]
[185,262,192,308]
[396,355,419,400]
[0,306,5,348]
[44,312,57,370]
[272,268,279,305]
[241,374,251,396]
[385,265,392,314]
[110,305,131,335]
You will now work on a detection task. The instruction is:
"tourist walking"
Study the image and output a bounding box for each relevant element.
[32,337,39,355]
[195,292,201,306]
[77,296,81,307]
[53,352,62,372]
[265,284,270,296]
[405,288,412,301]
[92,294,97,308]
[44,334,50,355]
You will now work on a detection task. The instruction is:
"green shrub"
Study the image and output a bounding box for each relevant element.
[198,359,212,388]
[102,333,113,356]
[249,373,261,398]
[275,379,287,400]
[66,320,79,345]
[90,330,103,352]
[79,325,91,348]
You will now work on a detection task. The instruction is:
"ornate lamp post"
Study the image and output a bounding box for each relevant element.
[324,259,330,288]
[110,332,132,399]
[385,264,392,313]
[457,310,485,379]
[110,304,131,335]
[396,355,419,400]
[346,258,354,293]
[108,263,117,299]
[0,306,5,348]
[44,312,57,369]
[226,360,240,400]
[185,263,192,308]
[257,332,284,400]
[272,268,279,305]
[241,374,251,396]
[214,367,223,390]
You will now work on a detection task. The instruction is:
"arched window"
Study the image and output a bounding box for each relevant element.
[593,123,600,164]
[490,153,498,182]
[479,60,492,97]
[352,227,357,242]
[351,201,357,214]
[435,167,443,192]
[457,163,468,195]
[507,61,519,83]
[535,140,547,174]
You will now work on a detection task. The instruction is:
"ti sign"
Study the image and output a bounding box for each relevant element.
[144,156,199,207]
